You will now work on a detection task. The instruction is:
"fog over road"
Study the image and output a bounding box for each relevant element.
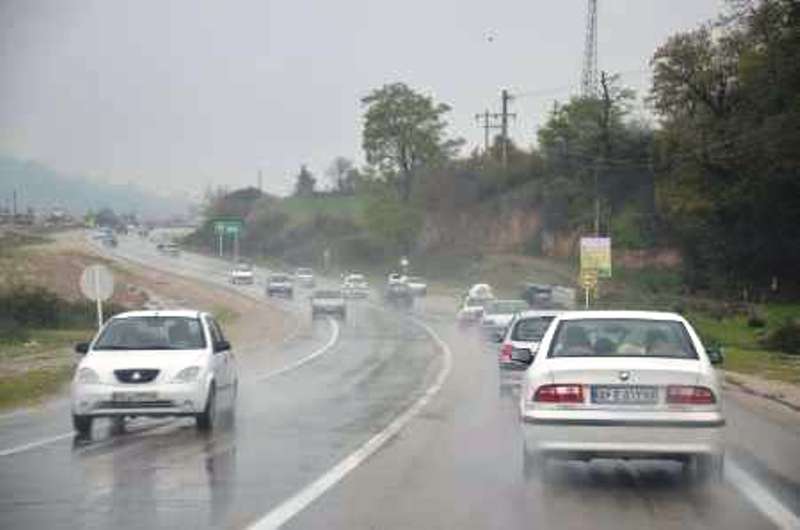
[0,233,798,529]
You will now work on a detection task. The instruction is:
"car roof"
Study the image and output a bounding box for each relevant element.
[516,309,563,318]
[112,309,204,319]
[554,310,685,322]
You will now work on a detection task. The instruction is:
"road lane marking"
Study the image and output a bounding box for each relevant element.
[246,317,453,530]
[0,433,73,457]
[256,317,340,381]
[726,460,800,530]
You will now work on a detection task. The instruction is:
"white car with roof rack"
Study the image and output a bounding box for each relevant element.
[71,309,237,437]
[519,310,725,482]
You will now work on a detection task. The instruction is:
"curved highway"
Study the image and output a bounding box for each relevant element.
[0,233,798,529]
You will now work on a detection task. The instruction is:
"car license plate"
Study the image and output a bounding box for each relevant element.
[591,385,658,405]
[112,392,157,402]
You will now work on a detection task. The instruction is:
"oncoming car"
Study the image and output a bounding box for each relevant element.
[519,311,725,482]
[457,296,491,327]
[229,262,255,285]
[266,273,294,298]
[71,310,237,437]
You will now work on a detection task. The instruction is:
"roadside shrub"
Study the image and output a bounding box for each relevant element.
[747,307,767,328]
[761,319,800,355]
[0,286,96,330]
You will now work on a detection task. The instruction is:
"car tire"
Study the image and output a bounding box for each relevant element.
[523,446,546,480]
[196,385,217,432]
[72,414,93,437]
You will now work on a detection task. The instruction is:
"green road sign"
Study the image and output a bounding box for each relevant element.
[212,218,244,236]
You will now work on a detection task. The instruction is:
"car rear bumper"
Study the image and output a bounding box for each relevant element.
[521,413,724,458]
[72,382,207,417]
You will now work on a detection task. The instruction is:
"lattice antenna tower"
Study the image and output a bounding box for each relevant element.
[580,0,599,97]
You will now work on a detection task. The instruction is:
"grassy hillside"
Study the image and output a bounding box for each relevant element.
[275,195,365,225]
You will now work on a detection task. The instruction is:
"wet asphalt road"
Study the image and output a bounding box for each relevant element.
[1,233,799,529]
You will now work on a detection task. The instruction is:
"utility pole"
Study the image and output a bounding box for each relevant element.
[581,0,599,98]
[474,110,501,154]
[474,90,515,166]
[12,189,17,217]
[500,89,516,167]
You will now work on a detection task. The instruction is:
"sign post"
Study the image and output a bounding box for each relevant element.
[579,237,611,309]
[212,218,244,261]
[79,265,115,330]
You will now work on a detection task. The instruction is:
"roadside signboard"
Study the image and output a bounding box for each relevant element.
[80,264,115,330]
[580,237,612,278]
[211,218,244,259]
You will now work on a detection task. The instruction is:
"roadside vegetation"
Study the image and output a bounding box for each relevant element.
[185,0,799,381]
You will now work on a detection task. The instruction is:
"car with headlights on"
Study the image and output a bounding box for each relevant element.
[519,311,725,482]
[295,267,316,288]
[342,273,370,298]
[229,262,255,285]
[496,310,560,395]
[71,310,237,437]
[480,299,529,340]
[266,273,294,298]
[311,289,346,319]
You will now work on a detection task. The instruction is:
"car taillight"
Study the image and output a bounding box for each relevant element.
[499,343,513,361]
[666,385,716,405]
[533,384,584,403]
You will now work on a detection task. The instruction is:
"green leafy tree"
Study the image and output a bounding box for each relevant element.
[293,165,316,197]
[362,186,423,255]
[361,82,462,202]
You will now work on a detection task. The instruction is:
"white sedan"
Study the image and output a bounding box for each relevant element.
[519,311,725,481]
[71,310,237,437]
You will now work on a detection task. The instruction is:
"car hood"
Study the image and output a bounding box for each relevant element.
[83,349,207,381]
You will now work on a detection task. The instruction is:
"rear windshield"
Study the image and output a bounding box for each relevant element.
[465,297,488,308]
[486,300,529,315]
[548,319,697,359]
[93,317,206,350]
[270,275,290,282]
[511,316,556,342]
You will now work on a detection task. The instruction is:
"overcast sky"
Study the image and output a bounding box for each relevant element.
[0,0,721,199]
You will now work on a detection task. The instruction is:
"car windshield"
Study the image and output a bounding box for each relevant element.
[296,268,312,275]
[511,316,556,342]
[314,290,342,299]
[235,263,252,271]
[465,297,487,308]
[486,300,528,315]
[549,319,698,359]
[407,277,423,283]
[348,275,365,282]
[270,275,290,282]
[93,316,206,350]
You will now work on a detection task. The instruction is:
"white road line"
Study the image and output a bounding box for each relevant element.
[256,317,340,381]
[0,432,73,457]
[726,461,800,530]
[246,317,453,530]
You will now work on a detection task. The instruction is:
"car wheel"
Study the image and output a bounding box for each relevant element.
[692,453,724,484]
[523,446,546,480]
[72,414,93,438]
[196,385,217,432]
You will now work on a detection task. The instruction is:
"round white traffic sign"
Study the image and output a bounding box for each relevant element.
[80,264,115,302]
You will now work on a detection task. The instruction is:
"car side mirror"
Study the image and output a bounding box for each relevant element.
[214,340,231,353]
[510,348,533,365]
[706,345,724,365]
[75,342,90,355]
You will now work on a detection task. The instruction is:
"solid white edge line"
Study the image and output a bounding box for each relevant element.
[246,317,453,530]
[0,432,74,457]
[726,460,800,529]
[256,317,340,381]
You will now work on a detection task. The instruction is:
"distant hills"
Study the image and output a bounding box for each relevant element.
[0,156,190,219]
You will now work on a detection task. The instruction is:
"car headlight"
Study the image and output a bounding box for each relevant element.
[76,367,100,384]
[172,366,201,383]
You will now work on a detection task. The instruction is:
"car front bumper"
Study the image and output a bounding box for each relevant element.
[72,382,207,417]
[521,410,724,458]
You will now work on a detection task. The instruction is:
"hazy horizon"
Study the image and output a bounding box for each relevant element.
[1,0,721,198]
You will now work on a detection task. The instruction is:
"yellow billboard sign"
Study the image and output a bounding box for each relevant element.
[580,237,612,278]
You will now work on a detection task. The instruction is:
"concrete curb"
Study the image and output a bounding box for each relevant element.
[723,371,800,413]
